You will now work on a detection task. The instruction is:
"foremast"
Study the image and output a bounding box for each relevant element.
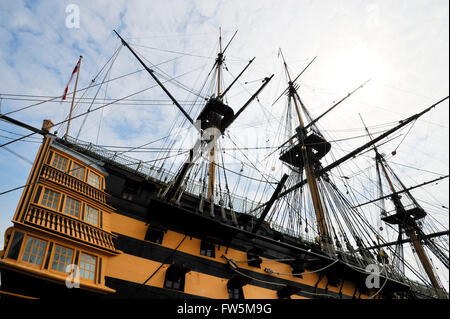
[360,117,446,296]
[378,152,444,295]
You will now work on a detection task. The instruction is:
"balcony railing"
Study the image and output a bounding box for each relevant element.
[24,204,118,253]
[63,136,265,215]
[41,164,108,203]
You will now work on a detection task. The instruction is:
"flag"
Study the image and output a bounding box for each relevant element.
[62,57,81,100]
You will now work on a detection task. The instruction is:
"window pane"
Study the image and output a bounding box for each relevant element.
[25,238,32,252]
[41,189,60,211]
[70,162,85,180]
[22,236,47,266]
[85,206,99,226]
[79,253,96,281]
[87,172,100,188]
[51,245,73,273]
[52,154,68,171]
[64,197,80,218]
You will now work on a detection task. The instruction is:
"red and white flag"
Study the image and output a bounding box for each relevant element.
[62,57,81,100]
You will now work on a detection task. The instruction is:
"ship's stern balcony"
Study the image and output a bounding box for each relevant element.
[41,164,109,203]
[23,204,119,254]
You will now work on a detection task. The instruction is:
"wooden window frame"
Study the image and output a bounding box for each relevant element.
[69,161,85,181]
[7,230,101,284]
[63,196,82,218]
[39,187,62,211]
[87,171,101,189]
[78,251,98,282]
[84,205,99,226]
[48,150,105,190]
[49,244,75,274]
[51,153,69,172]
[19,234,49,270]
[36,187,103,228]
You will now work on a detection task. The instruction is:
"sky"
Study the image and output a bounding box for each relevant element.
[0,0,448,288]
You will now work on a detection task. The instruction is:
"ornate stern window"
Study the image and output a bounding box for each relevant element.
[22,236,47,267]
[51,153,68,172]
[40,188,61,211]
[64,197,81,218]
[51,245,74,273]
[88,171,100,189]
[79,253,97,281]
[70,162,85,180]
[6,231,25,260]
[85,205,99,226]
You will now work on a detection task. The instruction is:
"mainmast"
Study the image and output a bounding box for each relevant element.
[278,50,333,254]
[113,29,273,213]
[217,28,223,97]
[207,29,224,201]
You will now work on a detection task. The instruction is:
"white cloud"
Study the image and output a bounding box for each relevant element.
[0,0,448,287]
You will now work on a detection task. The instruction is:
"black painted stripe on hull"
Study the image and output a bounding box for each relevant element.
[103,276,207,299]
[113,233,348,299]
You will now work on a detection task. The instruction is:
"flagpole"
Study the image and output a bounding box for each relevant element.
[64,55,82,140]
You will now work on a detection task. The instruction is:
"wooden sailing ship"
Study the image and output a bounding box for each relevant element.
[0,30,448,300]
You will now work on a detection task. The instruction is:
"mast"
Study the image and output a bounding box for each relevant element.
[378,155,443,292]
[64,55,82,140]
[360,116,445,294]
[217,27,223,98]
[207,28,223,201]
[114,29,272,210]
[277,96,449,199]
[279,50,332,251]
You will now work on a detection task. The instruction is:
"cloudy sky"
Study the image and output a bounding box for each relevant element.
[0,0,448,285]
